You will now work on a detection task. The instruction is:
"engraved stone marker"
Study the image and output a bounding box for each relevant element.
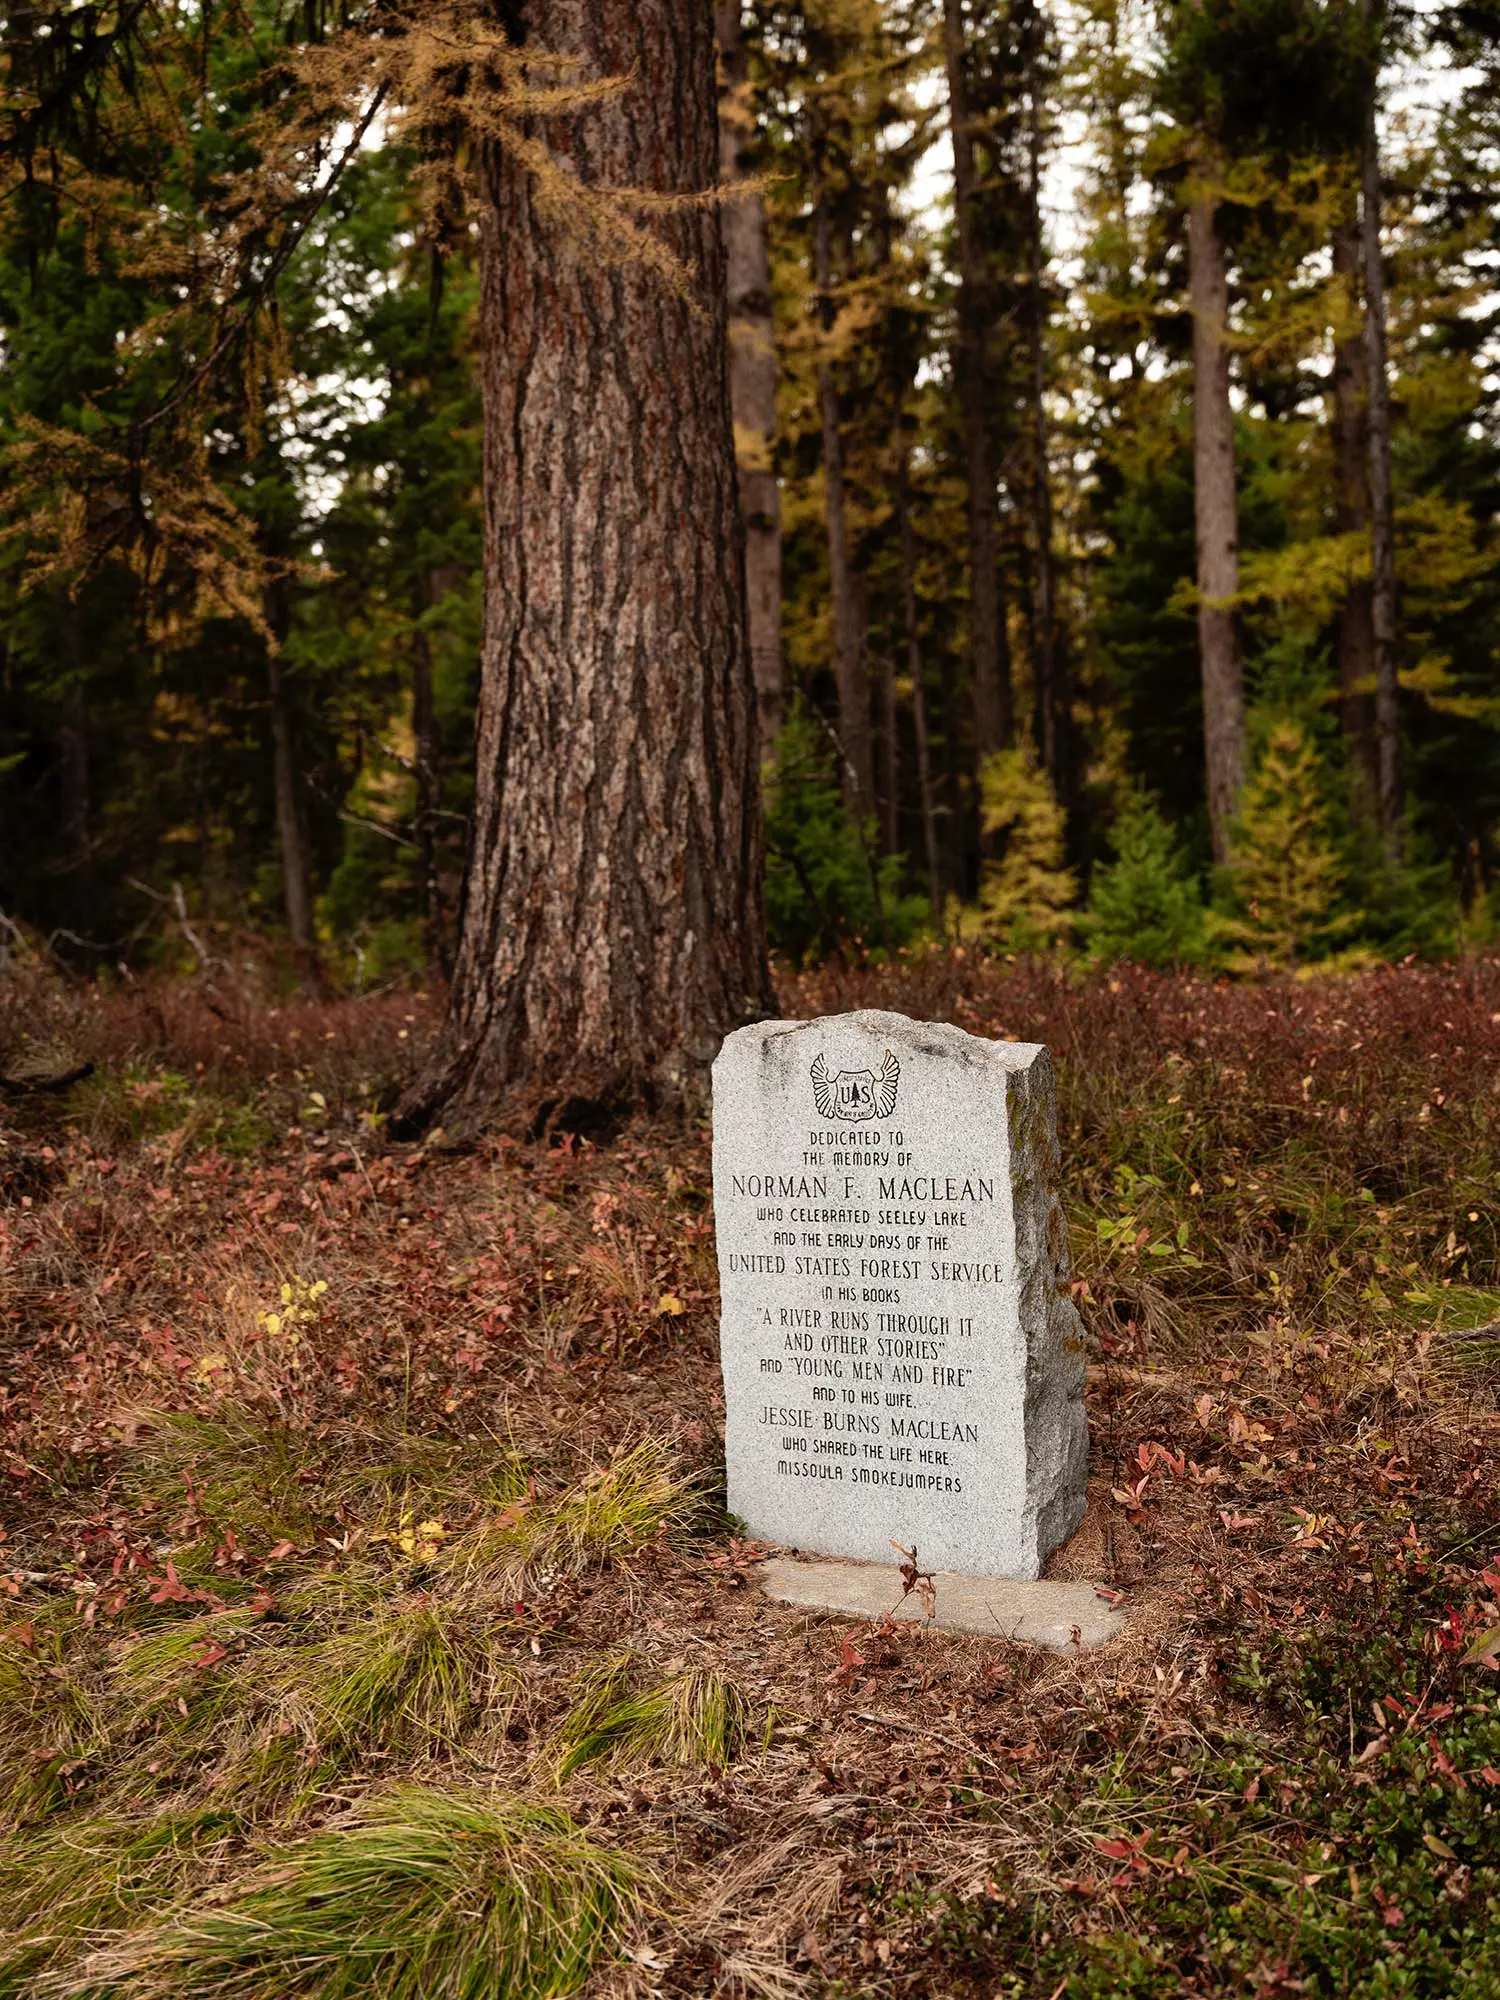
[712,1009,1087,1581]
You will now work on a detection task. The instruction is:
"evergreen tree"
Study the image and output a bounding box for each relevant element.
[1216,718,1358,970]
[1,0,1497,986]
[962,747,1076,948]
[763,706,929,961]
[1082,791,1208,967]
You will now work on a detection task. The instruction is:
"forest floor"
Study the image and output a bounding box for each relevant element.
[1,954,1498,1999]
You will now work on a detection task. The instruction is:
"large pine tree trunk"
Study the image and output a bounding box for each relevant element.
[716,0,783,746]
[943,0,1011,759]
[1359,56,1402,856]
[1331,210,1378,808]
[1187,163,1247,864]
[814,202,874,813]
[401,0,772,1135]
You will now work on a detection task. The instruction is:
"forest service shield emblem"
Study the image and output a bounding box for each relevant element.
[810,1050,900,1122]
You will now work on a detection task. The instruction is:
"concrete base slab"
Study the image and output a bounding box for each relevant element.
[761,1556,1126,1651]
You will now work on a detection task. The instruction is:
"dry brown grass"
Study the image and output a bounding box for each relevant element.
[1,958,1497,1995]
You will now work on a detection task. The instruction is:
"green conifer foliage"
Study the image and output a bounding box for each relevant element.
[961,748,1076,950]
[1,0,1498,971]
[1082,791,1208,967]
[763,706,928,964]
[1216,719,1358,971]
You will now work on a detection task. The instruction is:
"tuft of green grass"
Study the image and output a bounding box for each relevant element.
[61,1062,275,1157]
[4,1612,276,1825]
[542,1441,699,1569]
[0,1805,242,1994]
[103,1611,263,1769]
[0,1631,53,1721]
[273,1595,520,1753]
[118,1412,530,1581]
[11,1590,523,1829]
[61,1785,646,2000]
[555,1656,751,1780]
[111,1595,517,1815]
[117,1409,325,1555]
[0,1632,106,1829]
[112,1611,267,1706]
[454,1440,698,1593]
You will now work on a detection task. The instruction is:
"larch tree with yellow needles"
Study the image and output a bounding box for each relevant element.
[400,0,776,1136]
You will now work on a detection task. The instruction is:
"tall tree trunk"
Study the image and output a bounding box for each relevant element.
[1359,26,1402,858]
[814,201,873,814]
[266,638,317,970]
[1331,209,1378,809]
[943,0,1012,758]
[411,581,444,974]
[1023,21,1066,801]
[715,0,783,746]
[897,460,944,927]
[400,0,772,1135]
[1187,160,1247,864]
[58,691,88,871]
[881,636,899,856]
[57,604,88,882]
[939,638,967,897]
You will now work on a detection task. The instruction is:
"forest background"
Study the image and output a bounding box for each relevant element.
[2,10,1499,1993]
[0,0,1498,984]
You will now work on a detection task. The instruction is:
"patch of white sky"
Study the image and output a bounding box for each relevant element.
[888,0,1491,408]
[278,5,1492,534]
[270,111,396,542]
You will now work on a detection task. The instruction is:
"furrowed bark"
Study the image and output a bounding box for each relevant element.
[1331,210,1378,810]
[716,0,784,745]
[943,0,1011,759]
[401,0,773,1136]
[1187,160,1247,864]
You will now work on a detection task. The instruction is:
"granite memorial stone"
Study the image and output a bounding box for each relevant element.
[712,1010,1087,1581]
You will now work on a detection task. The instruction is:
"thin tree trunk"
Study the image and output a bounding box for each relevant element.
[1023,25,1065,800]
[939,636,967,897]
[1187,158,1247,864]
[401,0,772,1135]
[1331,209,1378,810]
[897,461,944,926]
[266,637,317,970]
[814,201,873,814]
[411,581,444,974]
[58,698,88,869]
[943,0,1011,758]
[881,640,899,855]
[57,609,88,879]
[715,0,783,746]
[1359,28,1402,857]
